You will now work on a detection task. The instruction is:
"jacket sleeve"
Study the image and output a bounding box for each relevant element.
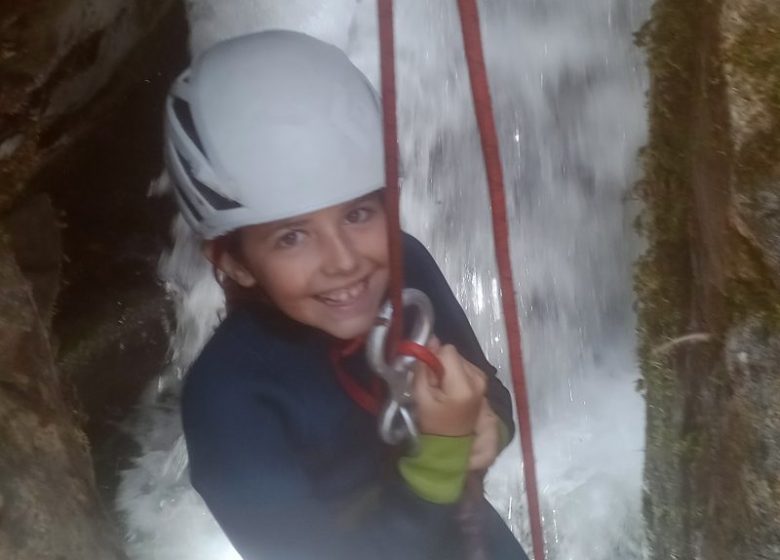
[182,359,464,560]
[402,233,516,444]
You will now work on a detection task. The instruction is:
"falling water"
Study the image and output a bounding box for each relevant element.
[117,1,650,559]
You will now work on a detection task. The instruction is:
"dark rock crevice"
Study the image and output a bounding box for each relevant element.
[0,1,189,558]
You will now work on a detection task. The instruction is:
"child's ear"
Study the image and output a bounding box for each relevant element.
[202,240,257,288]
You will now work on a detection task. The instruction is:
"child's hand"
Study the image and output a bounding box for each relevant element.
[468,398,502,470]
[412,341,486,437]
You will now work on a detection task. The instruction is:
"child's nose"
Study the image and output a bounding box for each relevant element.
[321,232,360,276]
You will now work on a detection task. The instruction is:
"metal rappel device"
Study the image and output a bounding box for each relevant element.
[365,288,435,448]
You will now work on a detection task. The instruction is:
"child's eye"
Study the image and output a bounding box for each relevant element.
[345,207,374,224]
[275,230,306,249]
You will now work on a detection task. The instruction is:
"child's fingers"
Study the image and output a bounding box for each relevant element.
[420,336,442,385]
[411,367,443,413]
[468,440,495,470]
[462,359,488,394]
[412,349,441,386]
[437,345,487,399]
[413,346,488,437]
[435,345,474,398]
[468,398,501,470]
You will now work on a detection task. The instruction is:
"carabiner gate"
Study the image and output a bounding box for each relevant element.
[366,288,435,447]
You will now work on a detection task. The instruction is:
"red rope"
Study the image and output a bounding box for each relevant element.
[396,340,445,380]
[377,7,486,559]
[378,0,404,356]
[455,2,546,559]
[378,2,544,559]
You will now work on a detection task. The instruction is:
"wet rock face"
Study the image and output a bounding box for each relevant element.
[720,19,780,556]
[0,232,123,560]
[0,0,187,557]
[638,0,780,558]
[733,181,780,286]
[723,0,780,289]
[5,195,62,328]
[719,319,780,559]
[0,0,178,212]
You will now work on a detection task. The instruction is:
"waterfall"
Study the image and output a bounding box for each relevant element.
[117,1,650,558]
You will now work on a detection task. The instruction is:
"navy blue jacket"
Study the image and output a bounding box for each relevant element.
[182,234,528,559]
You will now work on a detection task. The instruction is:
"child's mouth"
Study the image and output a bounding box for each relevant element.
[315,278,369,307]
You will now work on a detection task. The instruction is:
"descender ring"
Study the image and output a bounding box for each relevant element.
[366,288,435,447]
[366,288,435,380]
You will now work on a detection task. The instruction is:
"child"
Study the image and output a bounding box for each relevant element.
[166,29,528,560]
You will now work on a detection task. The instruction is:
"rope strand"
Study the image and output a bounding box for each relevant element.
[378,2,545,558]
[455,1,546,558]
[377,5,488,560]
[378,0,404,356]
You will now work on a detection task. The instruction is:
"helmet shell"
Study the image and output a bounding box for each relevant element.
[165,30,385,239]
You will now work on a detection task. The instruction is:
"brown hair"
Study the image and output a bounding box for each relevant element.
[209,230,267,312]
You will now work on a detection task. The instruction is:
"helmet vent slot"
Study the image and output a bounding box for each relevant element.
[180,156,242,211]
[171,165,203,222]
[173,98,243,212]
[173,98,207,155]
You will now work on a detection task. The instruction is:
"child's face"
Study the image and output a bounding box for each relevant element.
[220,193,389,340]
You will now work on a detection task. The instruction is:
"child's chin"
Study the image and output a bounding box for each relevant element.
[322,316,375,341]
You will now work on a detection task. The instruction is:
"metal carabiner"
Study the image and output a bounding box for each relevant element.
[378,399,419,447]
[366,288,435,447]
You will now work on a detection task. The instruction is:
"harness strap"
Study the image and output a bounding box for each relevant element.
[330,338,384,415]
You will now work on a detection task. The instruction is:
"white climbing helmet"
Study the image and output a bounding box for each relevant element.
[164,30,385,239]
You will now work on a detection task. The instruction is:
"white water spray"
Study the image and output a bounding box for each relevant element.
[118,2,650,559]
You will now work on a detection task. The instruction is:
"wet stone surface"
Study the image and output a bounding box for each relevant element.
[638,0,780,558]
[0,0,188,557]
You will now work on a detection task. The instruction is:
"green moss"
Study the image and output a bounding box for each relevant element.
[637,2,780,558]
[635,1,780,557]
[634,0,699,417]
[723,3,780,187]
[634,1,696,416]
[726,232,780,327]
[634,0,699,339]
[722,3,780,326]
[634,1,726,557]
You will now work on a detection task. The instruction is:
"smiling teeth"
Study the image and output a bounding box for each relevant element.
[319,281,366,304]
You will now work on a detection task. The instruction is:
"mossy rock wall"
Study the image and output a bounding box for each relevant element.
[0,1,186,557]
[638,0,780,558]
[0,224,123,560]
[0,0,177,212]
